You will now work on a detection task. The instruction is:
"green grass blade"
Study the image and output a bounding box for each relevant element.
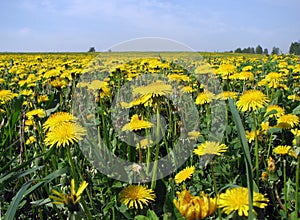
[4,181,32,220]
[0,152,46,177]
[3,166,69,220]
[0,156,17,173]
[24,166,69,197]
[0,166,43,187]
[228,98,254,220]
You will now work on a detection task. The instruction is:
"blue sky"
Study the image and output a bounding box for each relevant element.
[1,0,299,52]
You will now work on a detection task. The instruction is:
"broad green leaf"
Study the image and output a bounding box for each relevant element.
[134,215,149,220]
[147,210,159,220]
[292,104,300,115]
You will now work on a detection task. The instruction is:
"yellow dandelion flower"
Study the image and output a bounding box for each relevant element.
[288,94,300,101]
[246,130,260,143]
[130,94,153,107]
[50,78,67,88]
[44,69,62,78]
[0,90,18,104]
[174,166,195,184]
[230,71,254,81]
[37,94,49,103]
[236,90,269,112]
[88,80,109,91]
[132,80,172,97]
[136,138,153,149]
[181,85,195,93]
[43,112,77,131]
[25,136,36,145]
[218,187,269,217]
[265,105,285,118]
[194,141,228,156]
[262,72,286,88]
[168,74,190,82]
[49,189,68,206]
[26,109,46,119]
[49,179,88,206]
[291,128,300,137]
[291,129,300,147]
[277,83,289,90]
[216,63,236,77]
[293,137,299,146]
[22,101,33,107]
[261,121,270,133]
[242,65,253,71]
[215,91,238,100]
[188,130,202,140]
[194,62,214,75]
[25,119,34,126]
[288,150,297,158]
[44,122,86,148]
[276,114,299,129]
[118,185,156,209]
[261,171,268,181]
[267,157,276,172]
[70,179,89,204]
[122,114,153,131]
[195,91,214,105]
[173,186,217,220]
[120,101,132,108]
[273,145,292,155]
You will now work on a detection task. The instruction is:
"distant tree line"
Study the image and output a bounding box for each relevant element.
[232,41,300,55]
[233,45,277,55]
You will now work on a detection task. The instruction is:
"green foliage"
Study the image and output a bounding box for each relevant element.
[256,45,263,54]
[289,41,300,55]
[0,52,299,219]
[271,46,280,55]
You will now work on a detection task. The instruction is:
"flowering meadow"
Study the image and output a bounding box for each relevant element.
[0,52,299,219]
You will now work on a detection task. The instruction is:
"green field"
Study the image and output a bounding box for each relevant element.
[0,52,299,219]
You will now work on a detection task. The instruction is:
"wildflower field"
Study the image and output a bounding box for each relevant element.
[0,52,299,219]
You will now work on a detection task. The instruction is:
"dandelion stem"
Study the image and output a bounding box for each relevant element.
[19,110,26,165]
[211,162,221,219]
[139,147,143,165]
[283,158,288,217]
[151,107,160,190]
[81,199,93,220]
[252,111,259,184]
[295,156,299,220]
[266,132,273,159]
[66,147,77,183]
[146,144,151,175]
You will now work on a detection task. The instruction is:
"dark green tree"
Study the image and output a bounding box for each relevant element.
[235,48,242,53]
[289,41,300,55]
[242,47,248,53]
[88,47,96,52]
[271,47,280,55]
[263,48,268,55]
[255,45,263,54]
